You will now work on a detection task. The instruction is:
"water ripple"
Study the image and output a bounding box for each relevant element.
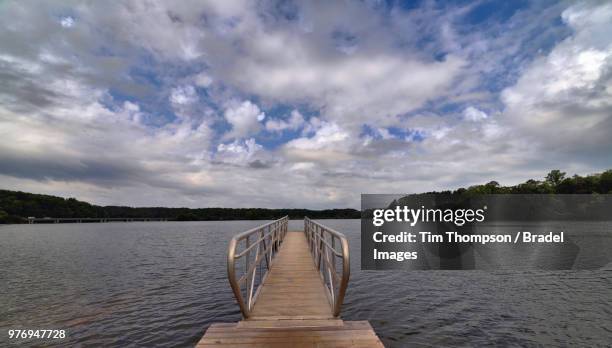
[1,220,611,347]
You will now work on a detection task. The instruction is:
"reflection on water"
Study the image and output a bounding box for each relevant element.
[1,220,611,347]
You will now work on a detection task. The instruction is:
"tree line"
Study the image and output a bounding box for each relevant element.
[0,190,360,223]
[1,169,611,224]
[428,169,612,195]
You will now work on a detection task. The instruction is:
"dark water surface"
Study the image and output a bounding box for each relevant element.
[1,220,611,347]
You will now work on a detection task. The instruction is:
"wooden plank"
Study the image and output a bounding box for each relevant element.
[198,343,382,348]
[236,320,343,328]
[197,321,384,347]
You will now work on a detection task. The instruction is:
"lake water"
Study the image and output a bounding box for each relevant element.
[1,220,611,347]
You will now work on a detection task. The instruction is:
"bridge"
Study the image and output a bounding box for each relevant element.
[196,216,384,347]
[26,217,168,224]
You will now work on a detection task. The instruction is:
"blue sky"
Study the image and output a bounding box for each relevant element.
[0,0,611,208]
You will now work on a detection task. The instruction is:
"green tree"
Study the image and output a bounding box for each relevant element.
[545,170,566,187]
[0,209,8,222]
[600,170,612,193]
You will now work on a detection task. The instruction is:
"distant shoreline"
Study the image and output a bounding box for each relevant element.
[0,189,360,224]
[5,216,359,226]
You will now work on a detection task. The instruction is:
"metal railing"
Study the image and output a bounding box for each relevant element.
[227,216,288,318]
[304,217,350,317]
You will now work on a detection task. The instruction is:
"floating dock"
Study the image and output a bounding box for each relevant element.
[196,217,384,347]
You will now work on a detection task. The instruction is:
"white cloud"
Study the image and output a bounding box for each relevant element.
[60,16,74,28]
[501,1,612,156]
[463,106,488,121]
[170,85,198,106]
[216,138,263,165]
[265,110,304,132]
[223,48,464,130]
[194,72,213,88]
[285,122,349,151]
[121,101,144,124]
[223,100,265,139]
[282,122,354,163]
[375,127,393,140]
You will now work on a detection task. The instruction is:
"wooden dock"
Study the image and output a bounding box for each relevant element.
[196,218,384,347]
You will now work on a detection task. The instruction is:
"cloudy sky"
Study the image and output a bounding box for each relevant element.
[0,0,611,209]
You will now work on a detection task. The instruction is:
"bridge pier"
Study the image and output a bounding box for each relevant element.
[197,217,384,347]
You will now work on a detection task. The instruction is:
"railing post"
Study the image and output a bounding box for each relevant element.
[245,235,251,308]
[331,236,336,277]
[271,223,276,256]
[317,226,323,270]
[276,220,280,251]
[262,228,270,270]
[248,238,261,310]
[334,235,350,317]
[227,237,249,318]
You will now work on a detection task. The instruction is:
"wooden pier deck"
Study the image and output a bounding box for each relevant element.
[196,218,384,347]
[248,232,332,320]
